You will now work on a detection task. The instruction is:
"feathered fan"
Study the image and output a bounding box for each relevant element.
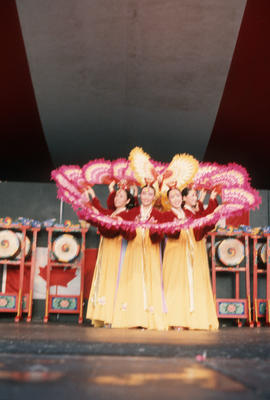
[82,159,112,185]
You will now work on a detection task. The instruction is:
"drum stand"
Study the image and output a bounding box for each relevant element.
[25,227,40,322]
[43,226,88,324]
[252,233,270,327]
[209,232,252,327]
[0,224,39,322]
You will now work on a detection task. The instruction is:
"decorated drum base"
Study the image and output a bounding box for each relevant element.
[217,238,245,267]
[52,234,80,263]
[0,230,20,259]
[217,300,247,318]
[51,296,78,311]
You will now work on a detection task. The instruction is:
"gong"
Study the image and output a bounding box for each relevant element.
[52,234,80,263]
[217,238,245,266]
[0,230,20,259]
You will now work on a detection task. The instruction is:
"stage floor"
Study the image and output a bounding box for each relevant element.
[0,323,270,399]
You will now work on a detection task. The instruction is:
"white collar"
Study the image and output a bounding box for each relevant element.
[140,205,153,221]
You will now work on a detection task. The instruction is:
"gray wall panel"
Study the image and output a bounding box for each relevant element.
[250,190,269,227]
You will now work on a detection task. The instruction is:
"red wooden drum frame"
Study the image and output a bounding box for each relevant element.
[0,225,40,322]
[252,234,270,326]
[44,226,88,324]
[209,231,252,327]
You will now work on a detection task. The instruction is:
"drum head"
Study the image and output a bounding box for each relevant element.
[0,230,20,259]
[52,234,80,263]
[15,232,31,260]
[217,238,245,266]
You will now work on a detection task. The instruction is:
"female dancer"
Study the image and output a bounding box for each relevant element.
[106,180,139,210]
[112,185,168,331]
[183,186,219,329]
[84,184,135,327]
[162,186,219,330]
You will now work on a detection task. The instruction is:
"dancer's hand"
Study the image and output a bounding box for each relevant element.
[210,188,218,199]
[199,189,207,203]
[84,186,95,199]
[109,180,116,193]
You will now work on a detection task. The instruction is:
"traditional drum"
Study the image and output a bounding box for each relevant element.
[52,234,80,263]
[15,232,31,260]
[258,243,266,265]
[0,230,20,259]
[207,240,222,263]
[217,238,245,266]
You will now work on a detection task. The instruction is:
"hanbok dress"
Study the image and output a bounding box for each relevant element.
[85,196,128,327]
[162,199,219,330]
[112,206,168,330]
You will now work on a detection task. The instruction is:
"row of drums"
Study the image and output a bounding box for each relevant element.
[0,230,267,266]
[208,238,267,267]
[0,230,81,263]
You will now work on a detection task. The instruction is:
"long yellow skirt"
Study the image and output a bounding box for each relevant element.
[86,235,126,327]
[163,230,218,330]
[112,228,168,330]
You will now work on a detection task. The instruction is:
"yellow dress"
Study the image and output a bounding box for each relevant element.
[86,235,126,327]
[112,228,168,330]
[163,229,218,330]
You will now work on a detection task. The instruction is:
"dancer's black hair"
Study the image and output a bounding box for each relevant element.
[181,187,192,198]
[124,189,136,209]
[181,187,193,207]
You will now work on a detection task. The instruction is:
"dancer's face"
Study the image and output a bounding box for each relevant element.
[168,189,182,209]
[183,189,198,207]
[140,187,155,207]
[114,189,129,208]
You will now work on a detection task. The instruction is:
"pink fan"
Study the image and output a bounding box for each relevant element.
[51,153,261,236]
[51,170,87,208]
[82,159,113,185]
[58,165,81,182]
[111,158,128,181]
[58,165,90,193]
[222,187,261,210]
[207,166,249,189]
[193,163,221,189]
[193,162,250,190]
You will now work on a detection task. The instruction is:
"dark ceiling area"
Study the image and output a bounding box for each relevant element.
[0,0,269,189]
